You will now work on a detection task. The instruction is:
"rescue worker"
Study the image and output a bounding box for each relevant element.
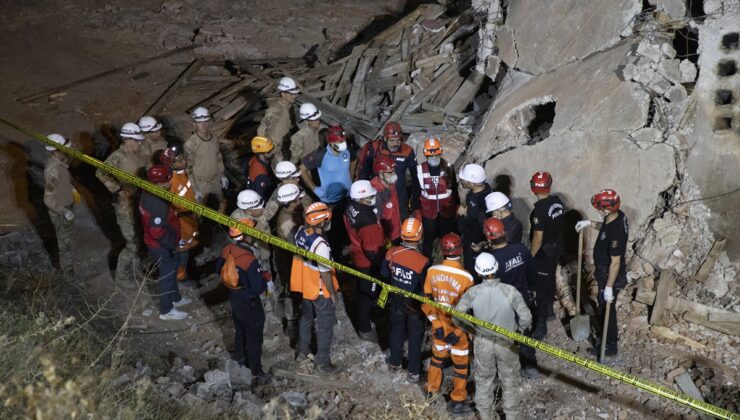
[484,191,522,243]
[356,121,419,220]
[96,123,148,285]
[246,136,277,201]
[480,218,539,378]
[217,218,274,380]
[291,202,342,375]
[528,171,565,339]
[261,160,311,223]
[344,180,386,342]
[382,217,430,383]
[290,102,322,163]
[421,233,474,415]
[455,253,532,420]
[576,189,628,362]
[139,165,191,321]
[417,137,459,256]
[159,143,199,285]
[138,115,168,165]
[43,133,78,278]
[230,190,269,272]
[184,107,228,213]
[258,76,299,162]
[275,183,305,336]
[370,156,401,244]
[457,163,491,278]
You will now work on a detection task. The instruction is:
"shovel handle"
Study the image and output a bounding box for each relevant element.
[576,230,583,314]
[600,301,611,361]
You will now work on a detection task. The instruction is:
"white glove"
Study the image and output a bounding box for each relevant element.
[63,209,75,222]
[603,287,614,303]
[575,220,592,233]
[266,281,275,296]
[220,176,229,189]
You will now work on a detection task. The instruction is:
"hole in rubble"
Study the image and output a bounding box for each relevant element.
[526,101,556,144]
[717,60,737,77]
[641,0,656,14]
[673,26,699,65]
[715,90,734,105]
[492,174,512,197]
[645,97,657,127]
[657,186,678,218]
[687,0,705,21]
[713,116,733,131]
[721,32,739,50]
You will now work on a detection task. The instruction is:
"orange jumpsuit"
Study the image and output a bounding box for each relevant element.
[170,169,199,281]
[421,258,475,402]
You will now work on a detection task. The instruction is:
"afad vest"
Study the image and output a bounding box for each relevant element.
[417,162,456,219]
[290,226,339,300]
[171,170,199,251]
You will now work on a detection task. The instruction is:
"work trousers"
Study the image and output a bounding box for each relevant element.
[427,322,469,402]
[388,303,424,375]
[462,230,484,282]
[274,247,300,324]
[474,337,523,420]
[49,210,75,276]
[356,266,380,334]
[596,268,624,355]
[230,294,265,374]
[114,201,140,283]
[150,248,181,315]
[518,295,538,369]
[421,215,455,256]
[176,250,190,281]
[298,296,336,367]
[531,253,557,339]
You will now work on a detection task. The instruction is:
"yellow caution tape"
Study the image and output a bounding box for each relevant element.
[3,117,737,420]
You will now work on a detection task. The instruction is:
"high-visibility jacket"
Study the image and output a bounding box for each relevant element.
[416,160,458,219]
[290,226,339,300]
[381,245,429,313]
[421,259,475,330]
[344,201,386,269]
[370,177,401,242]
[170,169,199,251]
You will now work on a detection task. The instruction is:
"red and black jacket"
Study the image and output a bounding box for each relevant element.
[139,191,180,252]
[382,245,430,313]
[246,155,276,200]
[344,201,386,270]
[357,139,420,219]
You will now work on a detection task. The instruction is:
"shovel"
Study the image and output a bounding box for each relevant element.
[570,230,590,342]
[600,301,612,362]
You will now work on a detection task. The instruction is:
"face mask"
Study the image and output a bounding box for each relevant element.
[333,141,347,152]
[385,172,398,184]
[427,156,441,167]
[325,221,332,231]
[598,209,610,219]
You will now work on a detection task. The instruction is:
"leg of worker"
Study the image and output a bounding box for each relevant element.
[388,303,406,368]
[314,296,336,367]
[407,312,424,376]
[532,255,556,339]
[152,248,179,314]
[473,338,497,420]
[421,217,439,256]
[298,298,316,357]
[597,282,622,355]
[356,267,376,334]
[114,202,139,282]
[427,337,449,393]
[519,294,538,369]
[230,294,248,365]
[245,297,266,374]
[50,211,75,276]
[495,340,523,420]
[449,332,470,402]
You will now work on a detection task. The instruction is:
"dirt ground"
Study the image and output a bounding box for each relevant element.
[0,1,737,419]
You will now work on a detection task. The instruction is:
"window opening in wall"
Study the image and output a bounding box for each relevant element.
[526,101,556,144]
[714,116,732,131]
[715,90,734,106]
[721,32,739,50]
[673,26,700,65]
[717,60,737,77]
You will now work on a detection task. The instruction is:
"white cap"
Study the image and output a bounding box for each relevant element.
[120,122,145,141]
[459,163,486,184]
[191,106,211,122]
[485,192,510,213]
[45,133,70,151]
[138,116,162,133]
[350,180,377,200]
[277,77,300,94]
[275,161,299,179]
[475,253,499,276]
[299,103,321,121]
[237,189,263,210]
[277,183,301,204]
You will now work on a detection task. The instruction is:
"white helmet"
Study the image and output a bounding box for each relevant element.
[237,189,264,210]
[475,253,499,276]
[485,192,510,213]
[120,122,145,141]
[138,115,162,133]
[299,103,321,121]
[350,180,377,200]
[277,77,300,94]
[191,106,211,122]
[275,161,299,179]
[45,133,70,151]
[277,183,301,204]
[459,163,486,184]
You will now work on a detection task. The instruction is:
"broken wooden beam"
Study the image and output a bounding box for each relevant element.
[373,4,445,43]
[695,238,726,284]
[144,59,204,116]
[650,326,706,350]
[444,69,485,114]
[674,372,713,420]
[650,271,676,325]
[297,94,379,141]
[707,312,740,323]
[683,311,740,336]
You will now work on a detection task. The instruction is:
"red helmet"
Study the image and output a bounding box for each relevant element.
[441,233,463,257]
[373,155,396,173]
[327,125,347,143]
[159,143,184,167]
[591,189,621,212]
[483,217,506,241]
[530,171,552,194]
[147,164,172,183]
[383,121,402,140]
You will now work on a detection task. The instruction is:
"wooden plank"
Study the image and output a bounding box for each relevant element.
[144,59,203,116]
[415,53,452,69]
[430,73,465,106]
[674,373,713,420]
[212,88,262,121]
[371,74,407,94]
[399,111,445,126]
[331,46,363,105]
[346,54,372,111]
[650,271,676,325]
[444,69,485,114]
[188,77,261,113]
[378,62,409,79]
[373,4,443,43]
[650,326,706,349]
[683,311,740,336]
[401,26,410,62]
[695,238,726,283]
[18,44,199,103]
[707,312,740,323]
[298,94,379,141]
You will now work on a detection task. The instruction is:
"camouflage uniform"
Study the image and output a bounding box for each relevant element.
[289,123,321,164]
[257,97,294,162]
[44,153,75,276]
[275,203,304,325]
[262,181,312,224]
[96,146,148,283]
[183,132,225,203]
[141,137,168,167]
[455,278,532,420]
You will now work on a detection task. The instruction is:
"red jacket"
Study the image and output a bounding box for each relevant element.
[371,176,401,242]
[247,155,275,200]
[344,201,386,269]
[417,160,458,219]
[139,191,180,252]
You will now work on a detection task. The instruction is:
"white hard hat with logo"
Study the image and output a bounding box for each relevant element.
[350,180,377,200]
[120,122,145,141]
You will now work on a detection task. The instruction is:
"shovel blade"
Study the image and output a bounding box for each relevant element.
[571,315,590,342]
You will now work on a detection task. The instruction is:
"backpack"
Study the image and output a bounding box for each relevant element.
[221,250,241,289]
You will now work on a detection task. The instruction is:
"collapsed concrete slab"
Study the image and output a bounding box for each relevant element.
[502,0,642,74]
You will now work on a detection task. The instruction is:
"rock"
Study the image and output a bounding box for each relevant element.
[225,359,252,387]
[637,40,663,62]
[655,0,686,19]
[658,225,682,247]
[281,391,308,408]
[657,59,682,84]
[142,309,153,317]
[134,362,151,379]
[182,393,204,405]
[679,60,697,83]
[204,369,230,386]
[660,43,677,59]
[705,268,729,298]
[195,382,212,399]
[110,373,131,388]
[664,84,688,103]
[637,276,655,290]
[666,367,686,381]
[643,262,655,275]
[156,376,171,385]
[630,127,663,145]
[166,382,185,398]
[172,365,196,383]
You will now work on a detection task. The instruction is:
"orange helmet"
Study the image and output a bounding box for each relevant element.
[229,218,256,240]
[304,202,332,226]
[423,137,443,156]
[400,217,423,242]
